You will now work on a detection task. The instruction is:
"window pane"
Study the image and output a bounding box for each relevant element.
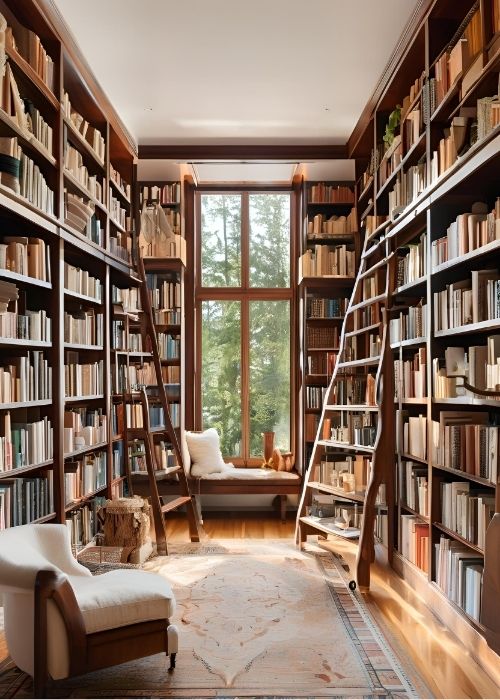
[249,194,290,288]
[249,300,290,456]
[201,300,241,457]
[201,194,241,287]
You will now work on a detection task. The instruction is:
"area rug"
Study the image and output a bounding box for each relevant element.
[0,540,431,699]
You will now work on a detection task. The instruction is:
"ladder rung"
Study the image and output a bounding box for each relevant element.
[359,256,390,279]
[161,496,192,514]
[131,466,182,480]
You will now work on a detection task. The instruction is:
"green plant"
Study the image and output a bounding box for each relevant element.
[383,105,402,148]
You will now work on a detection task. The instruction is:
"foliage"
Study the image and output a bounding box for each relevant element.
[383,104,401,148]
[200,193,291,457]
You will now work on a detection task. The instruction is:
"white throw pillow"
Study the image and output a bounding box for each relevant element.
[184,428,227,477]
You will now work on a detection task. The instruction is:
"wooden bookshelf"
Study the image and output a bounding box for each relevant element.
[347,0,500,662]
[0,0,136,546]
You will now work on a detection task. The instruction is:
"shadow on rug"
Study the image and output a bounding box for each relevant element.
[0,540,431,699]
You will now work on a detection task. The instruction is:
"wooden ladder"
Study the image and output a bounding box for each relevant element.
[296,224,395,590]
[123,255,201,554]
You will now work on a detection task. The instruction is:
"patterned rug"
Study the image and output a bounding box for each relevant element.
[0,540,431,699]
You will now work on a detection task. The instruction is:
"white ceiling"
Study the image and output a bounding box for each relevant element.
[53,0,419,147]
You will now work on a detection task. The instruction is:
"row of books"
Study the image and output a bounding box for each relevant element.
[125,402,164,429]
[63,92,106,163]
[109,192,128,229]
[146,276,181,312]
[364,215,387,236]
[0,292,51,342]
[66,498,106,547]
[394,348,427,400]
[361,273,381,300]
[64,262,103,301]
[306,210,357,236]
[299,245,355,278]
[0,413,53,471]
[158,333,180,360]
[435,338,500,398]
[331,374,376,406]
[314,454,372,492]
[440,480,494,549]
[306,296,348,319]
[0,472,54,528]
[403,105,423,153]
[401,516,429,573]
[306,351,337,375]
[431,200,500,266]
[308,184,354,204]
[64,310,103,347]
[0,62,53,154]
[109,231,131,263]
[400,413,427,460]
[432,412,498,484]
[64,191,104,246]
[306,325,339,349]
[65,452,107,505]
[388,159,427,217]
[63,408,107,455]
[0,137,55,215]
[0,351,52,403]
[396,234,427,288]
[64,143,104,203]
[129,440,177,473]
[0,234,51,281]
[327,412,378,448]
[432,116,469,180]
[141,183,181,204]
[344,333,381,361]
[390,300,427,342]
[110,165,131,201]
[433,269,500,331]
[378,135,402,189]
[7,21,54,92]
[306,385,328,409]
[64,356,103,397]
[112,286,141,313]
[435,535,483,622]
[401,461,429,517]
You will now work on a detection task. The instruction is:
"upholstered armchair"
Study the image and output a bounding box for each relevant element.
[0,524,178,697]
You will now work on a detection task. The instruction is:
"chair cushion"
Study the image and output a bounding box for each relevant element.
[184,428,229,477]
[70,569,175,634]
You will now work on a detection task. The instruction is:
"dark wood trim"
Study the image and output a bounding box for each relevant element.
[138,145,348,160]
[184,177,196,430]
[347,0,434,157]
[35,0,137,157]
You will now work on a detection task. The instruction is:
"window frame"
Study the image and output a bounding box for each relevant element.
[194,187,298,466]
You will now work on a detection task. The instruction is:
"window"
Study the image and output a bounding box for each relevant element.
[197,191,293,463]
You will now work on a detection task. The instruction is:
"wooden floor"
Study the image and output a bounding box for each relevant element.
[166,515,500,699]
[1,515,499,699]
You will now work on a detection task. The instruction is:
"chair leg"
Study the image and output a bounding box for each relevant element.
[169,653,177,671]
[167,623,178,672]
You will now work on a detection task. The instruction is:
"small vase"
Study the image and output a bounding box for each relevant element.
[263,431,275,462]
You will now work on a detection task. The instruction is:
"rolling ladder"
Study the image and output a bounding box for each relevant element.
[296,223,395,590]
[123,255,201,554]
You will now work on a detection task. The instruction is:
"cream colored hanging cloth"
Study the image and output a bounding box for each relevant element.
[138,200,175,257]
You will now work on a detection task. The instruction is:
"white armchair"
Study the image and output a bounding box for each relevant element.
[0,524,178,697]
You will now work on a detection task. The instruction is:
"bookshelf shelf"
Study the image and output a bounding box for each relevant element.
[65,484,108,512]
[345,323,381,338]
[390,337,426,349]
[299,515,360,540]
[400,453,427,465]
[336,356,381,369]
[0,460,53,480]
[349,293,386,313]
[317,439,375,454]
[433,522,485,555]
[65,395,105,403]
[400,502,429,522]
[0,338,51,348]
[63,116,106,170]
[5,43,59,110]
[64,441,108,460]
[299,275,355,288]
[433,239,500,274]
[434,318,500,337]
[324,404,378,412]
[63,289,103,305]
[432,396,500,407]
[307,481,387,507]
[432,463,496,488]
[0,399,52,410]
[63,343,104,351]
[394,275,427,295]
[0,268,52,289]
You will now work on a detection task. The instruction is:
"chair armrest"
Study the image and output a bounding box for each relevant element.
[34,569,87,688]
